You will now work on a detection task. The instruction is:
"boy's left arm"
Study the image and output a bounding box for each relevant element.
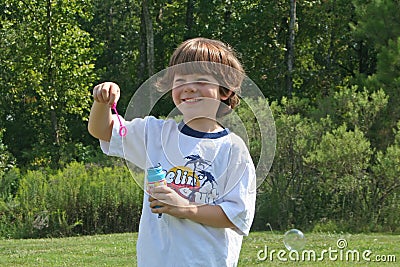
[149,186,235,228]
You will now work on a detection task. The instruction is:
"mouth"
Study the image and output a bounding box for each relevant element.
[182,98,202,103]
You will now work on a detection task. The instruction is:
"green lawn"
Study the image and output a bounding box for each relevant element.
[0,232,398,266]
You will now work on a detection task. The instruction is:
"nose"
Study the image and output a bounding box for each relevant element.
[182,82,197,92]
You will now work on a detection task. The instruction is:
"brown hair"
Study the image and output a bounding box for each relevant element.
[158,37,245,117]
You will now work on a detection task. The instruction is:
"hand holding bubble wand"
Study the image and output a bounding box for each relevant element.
[111,102,127,137]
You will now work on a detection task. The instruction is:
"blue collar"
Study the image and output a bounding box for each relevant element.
[178,121,229,139]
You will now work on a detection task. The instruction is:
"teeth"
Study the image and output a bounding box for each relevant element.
[184,98,200,103]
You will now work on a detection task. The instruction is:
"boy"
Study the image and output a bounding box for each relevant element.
[88,38,256,267]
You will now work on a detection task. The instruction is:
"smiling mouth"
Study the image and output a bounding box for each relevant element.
[182,98,201,103]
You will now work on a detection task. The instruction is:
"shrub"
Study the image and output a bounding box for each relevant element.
[370,121,400,231]
[253,89,398,233]
[1,161,143,238]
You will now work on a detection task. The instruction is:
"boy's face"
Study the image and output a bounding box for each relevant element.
[171,73,229,121]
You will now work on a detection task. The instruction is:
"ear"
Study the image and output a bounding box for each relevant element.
[220,90,233,101]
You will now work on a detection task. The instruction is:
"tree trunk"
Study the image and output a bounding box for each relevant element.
[138,8,147,84]
[286,0,296,98]
[142,0,154,77]
[46,0,59,145]
[139,0,155,107]
[185,0,194,39]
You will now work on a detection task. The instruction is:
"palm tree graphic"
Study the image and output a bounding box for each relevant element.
[184,154,212,187]
[198,170,217,188]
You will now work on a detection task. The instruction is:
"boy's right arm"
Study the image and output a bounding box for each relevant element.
[88,82,121,142]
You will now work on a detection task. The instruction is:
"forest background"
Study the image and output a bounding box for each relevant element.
[1,0,400,238]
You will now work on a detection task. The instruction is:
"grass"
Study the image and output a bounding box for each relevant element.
[0,234,137,266]
[0,231,398,266]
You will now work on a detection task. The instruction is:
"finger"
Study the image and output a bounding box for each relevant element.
[151,185,170,194]
[149,191,165,202]
[151,207,164,215]
[108,83,120,106]
[93,84,103,102]
[149,193,167,204]
[93,83,110,103]
[100,83,111,103]
[149,200,164,209]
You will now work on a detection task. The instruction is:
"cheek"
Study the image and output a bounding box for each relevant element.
[171,90,180,104]
[206,89,221,100]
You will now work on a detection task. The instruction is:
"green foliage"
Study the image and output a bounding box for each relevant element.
[0,0,97,168]
[0,0,399,236]
[312,220,340,233]
[252,88,399,233]
[370,121,400,231]
[305,124,372,185]
[254,96,331,230]
[0,130,15,177]
[352,0,400,148]
[333,86,388,133]
[295,0,357,96]
[304,124,373,231]
[0,168,20,201]
[1,162,143,238]
[234,97,271,166]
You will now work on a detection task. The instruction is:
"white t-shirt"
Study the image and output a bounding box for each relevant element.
[100,115,256,267]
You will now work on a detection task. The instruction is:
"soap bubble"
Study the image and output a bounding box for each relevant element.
[123,62,276,196]
[283,229,306,251]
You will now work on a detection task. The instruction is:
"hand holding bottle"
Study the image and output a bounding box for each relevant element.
[146,164,167,218]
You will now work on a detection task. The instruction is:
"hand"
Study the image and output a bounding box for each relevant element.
[149,186,235,228]
[148,186,190,218]
[92,82,120,106]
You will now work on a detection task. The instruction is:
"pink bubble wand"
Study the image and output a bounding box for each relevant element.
[111,103,127,137]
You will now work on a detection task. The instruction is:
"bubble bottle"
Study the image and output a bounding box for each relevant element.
[146,164,167,218]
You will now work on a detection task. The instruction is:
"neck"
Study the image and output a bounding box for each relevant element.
[183,117,223,133]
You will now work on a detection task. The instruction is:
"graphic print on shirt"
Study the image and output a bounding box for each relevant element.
[165,154,219,204]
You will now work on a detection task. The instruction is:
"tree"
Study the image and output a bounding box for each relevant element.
[371,121,400,230]
[352,0,400,149]
[141,0,155,77]
[0,0,97,167]
[293,0,360,97]
[86,0,141,109]
[286,0,296,97]
[0,130,15,176]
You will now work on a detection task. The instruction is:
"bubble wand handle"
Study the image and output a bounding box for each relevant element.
[111,103,127,137]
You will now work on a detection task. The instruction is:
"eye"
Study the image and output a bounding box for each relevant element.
[196,78,211,85]
[173,78,185,88]
[173,78,185,84]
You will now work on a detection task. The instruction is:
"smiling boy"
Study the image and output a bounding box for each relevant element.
[88,38,256,267]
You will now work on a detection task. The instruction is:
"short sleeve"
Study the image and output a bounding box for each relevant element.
[99,115,149,169]
[217,161,256,236]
